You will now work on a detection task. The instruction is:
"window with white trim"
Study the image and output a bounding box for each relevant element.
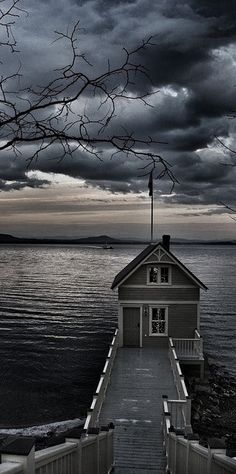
[149,266,158,283]
[160,267,169,283]
[149,307,168,336]
[148,265,170,285]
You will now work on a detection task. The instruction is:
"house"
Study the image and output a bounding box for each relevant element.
[111,235,207,374]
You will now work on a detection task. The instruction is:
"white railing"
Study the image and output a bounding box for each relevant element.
[172,330,203,360]
[169,338,188,400]
[162,427,236,474]
[0,429,114,474]
[0,332,118,474]
[0,464,23,474]
[163,337,236,473]
[167,400,190,431]
[167,338,191,432]
[84,329,119,431]
[35,441,78,474]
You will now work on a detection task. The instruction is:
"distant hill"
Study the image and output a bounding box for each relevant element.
[73,235,120,244]
[0,233,21,242]
[0,233,235,245]
[0,233,125,245]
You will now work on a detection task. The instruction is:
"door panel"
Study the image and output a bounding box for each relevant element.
[123,307,140,346]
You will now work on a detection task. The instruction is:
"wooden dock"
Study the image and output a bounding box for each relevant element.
[99,347,177,473]
[1,333,236,474]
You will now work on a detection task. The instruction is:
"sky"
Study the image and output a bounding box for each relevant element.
[1,0,236,240]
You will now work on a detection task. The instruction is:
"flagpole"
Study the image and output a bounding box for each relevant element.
[148,171,154,242]
[151,188,154,242]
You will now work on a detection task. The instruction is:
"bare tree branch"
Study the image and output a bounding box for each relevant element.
[215,136,236,156]
[0,1,177,190]
[219,201,236,213]
[219,201,236,222]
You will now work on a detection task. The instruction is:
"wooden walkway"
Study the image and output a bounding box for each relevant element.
[99,347,177,473]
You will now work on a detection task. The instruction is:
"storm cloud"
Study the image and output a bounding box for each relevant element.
[1,0,236,209]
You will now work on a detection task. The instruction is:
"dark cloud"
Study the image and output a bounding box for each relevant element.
[0,0,236,212]
[0,141,235,208]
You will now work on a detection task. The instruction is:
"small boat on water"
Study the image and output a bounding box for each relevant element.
[103,243,113,249]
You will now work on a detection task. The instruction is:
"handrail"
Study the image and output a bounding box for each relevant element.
[167,338,192,433]
[35,441,77,467]
[213,453,236,471]
[162,429,236,474]
[173,339,203,358]
[0,429,114,474]
[84,328,119,431]
[172,330,204,359]
[173,337,197,341]
[0,463,23,474]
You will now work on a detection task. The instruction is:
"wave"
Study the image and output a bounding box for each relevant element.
[0,418,84,437]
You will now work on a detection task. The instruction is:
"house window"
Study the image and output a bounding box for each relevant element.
[149,307,168,336]
[160,267,169,283]
[148,266,170,285]
[149,266,158,283]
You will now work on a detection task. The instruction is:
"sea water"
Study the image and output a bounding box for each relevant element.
[0,244,235,434]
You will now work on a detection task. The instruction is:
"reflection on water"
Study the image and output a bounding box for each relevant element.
[0,244,235,427]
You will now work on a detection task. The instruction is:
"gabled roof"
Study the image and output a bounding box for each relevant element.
[111,242,208,290]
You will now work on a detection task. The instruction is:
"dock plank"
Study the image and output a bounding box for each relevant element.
[99,347,177,473]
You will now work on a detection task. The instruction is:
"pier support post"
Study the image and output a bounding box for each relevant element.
[1,436,35,474]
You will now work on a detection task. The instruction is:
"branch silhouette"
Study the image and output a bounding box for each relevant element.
[0,1,177,189]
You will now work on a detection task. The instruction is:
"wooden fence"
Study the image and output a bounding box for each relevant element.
[163,429,236,474]
[167,337,192,432]
[0,330,119,474]
[172,330,203,360]
[163,335,236,473]
[0,428,114,474]
[84,329,119,431]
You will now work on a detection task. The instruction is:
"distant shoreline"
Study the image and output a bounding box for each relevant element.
[0,233,235,246]
[0,241,235,246]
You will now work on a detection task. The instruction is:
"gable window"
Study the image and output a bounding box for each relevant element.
[149,307,168,336]
[148,265,171,285]
[160,267,169,283]
[149,266,158,283]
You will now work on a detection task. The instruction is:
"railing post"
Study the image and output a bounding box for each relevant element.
[66,429,83,473]
[166,431,174,474]
[184,397,192,433]
[207,438,226,474]
[199,337,203,356]
[1,437,35,474]
[87,408,94,427]
[185,433,199,474]
[100,426,109,472]
[86,428,100,474]
[172,431,178,474]
[107,423,114,472]
[96,433,100,474]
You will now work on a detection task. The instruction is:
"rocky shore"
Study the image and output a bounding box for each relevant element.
[187,358,236,448]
